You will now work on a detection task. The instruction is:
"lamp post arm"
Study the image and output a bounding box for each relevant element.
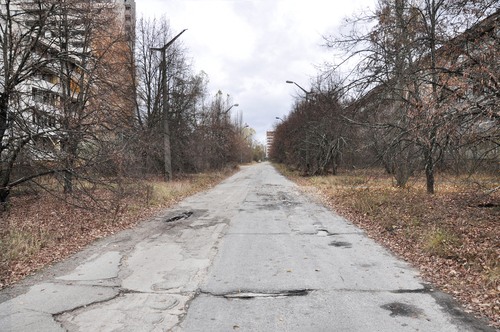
[151,29,188,52]
[294,82,310,95]
[286,80,310,95]
[223,103,239,114]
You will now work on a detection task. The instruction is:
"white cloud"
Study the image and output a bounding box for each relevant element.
[137,0,376,143]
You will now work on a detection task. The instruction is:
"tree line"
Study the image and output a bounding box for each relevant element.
[0,1,254,209]
[270,0,498,194]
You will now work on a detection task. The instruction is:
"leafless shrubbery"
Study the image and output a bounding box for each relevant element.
[0,8,247,210]
[272,0,499,194]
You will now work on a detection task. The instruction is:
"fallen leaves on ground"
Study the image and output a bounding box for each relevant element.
[0,169,235,289]
[289,168,499,328]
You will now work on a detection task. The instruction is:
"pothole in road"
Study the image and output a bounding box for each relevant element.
[329,241,352,248]
[164,211,193,223]
[278,192,299,207]
[316,229,334,236]
[298,229,336,236]
[221,289,312,300]
[381,302,424,318]
[256,204,280,211]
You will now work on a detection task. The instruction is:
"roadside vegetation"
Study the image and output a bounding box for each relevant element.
[0,4,262,291]
[271,3,498,327]
[0,168,236,289]
[276,164,499,328]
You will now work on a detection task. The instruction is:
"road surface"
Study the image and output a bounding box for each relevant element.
[0,163,493,331]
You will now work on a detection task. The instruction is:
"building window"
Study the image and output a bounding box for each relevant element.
[32,88,59,107]
[32,110,57,128]
[34,69,58,84]
[72,41,85,49]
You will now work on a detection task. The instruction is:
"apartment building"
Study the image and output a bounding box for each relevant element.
[351,10,499,171]
[122,0,136,45]
[266,131,274,159]
[0,0,136,161]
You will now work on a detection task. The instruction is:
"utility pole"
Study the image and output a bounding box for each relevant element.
[151,29,187,181]
[286,80,313,174]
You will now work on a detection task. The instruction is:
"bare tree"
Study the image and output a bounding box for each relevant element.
[271,75,349,175]
[0,0,62,206]
[324,0,498,193]
[198,90,240,169]
[134,17,244,175]
[45,0,135,195]
[0,0,135,207]
[134,17,206,175]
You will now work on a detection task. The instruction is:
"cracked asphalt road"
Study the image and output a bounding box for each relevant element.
[0,162,493,331]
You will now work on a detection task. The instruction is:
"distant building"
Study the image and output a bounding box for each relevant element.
[120,0,136,46]
[266,131,275,159]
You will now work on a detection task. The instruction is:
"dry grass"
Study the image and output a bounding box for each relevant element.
[276,164,499,328]
[0,168,236,288]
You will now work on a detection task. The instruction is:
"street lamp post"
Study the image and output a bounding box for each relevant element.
[151,29,187,181]
[286,80,311,100]
[240,124,249,163]
[223,103,239,115]
[286,79,312,174]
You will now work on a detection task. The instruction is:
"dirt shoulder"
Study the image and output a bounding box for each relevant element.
[280,166,499,328]
[0,169,236,289]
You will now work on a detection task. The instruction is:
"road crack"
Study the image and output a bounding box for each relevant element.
[52,289,122,318]
[391,284,433,294]
[171,289,202,331]
[200,289,314,299]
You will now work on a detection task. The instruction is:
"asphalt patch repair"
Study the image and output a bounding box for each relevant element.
[381,302,424,318]
[328,241,353,248]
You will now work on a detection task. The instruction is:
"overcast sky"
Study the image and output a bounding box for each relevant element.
[136,0,376,143]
